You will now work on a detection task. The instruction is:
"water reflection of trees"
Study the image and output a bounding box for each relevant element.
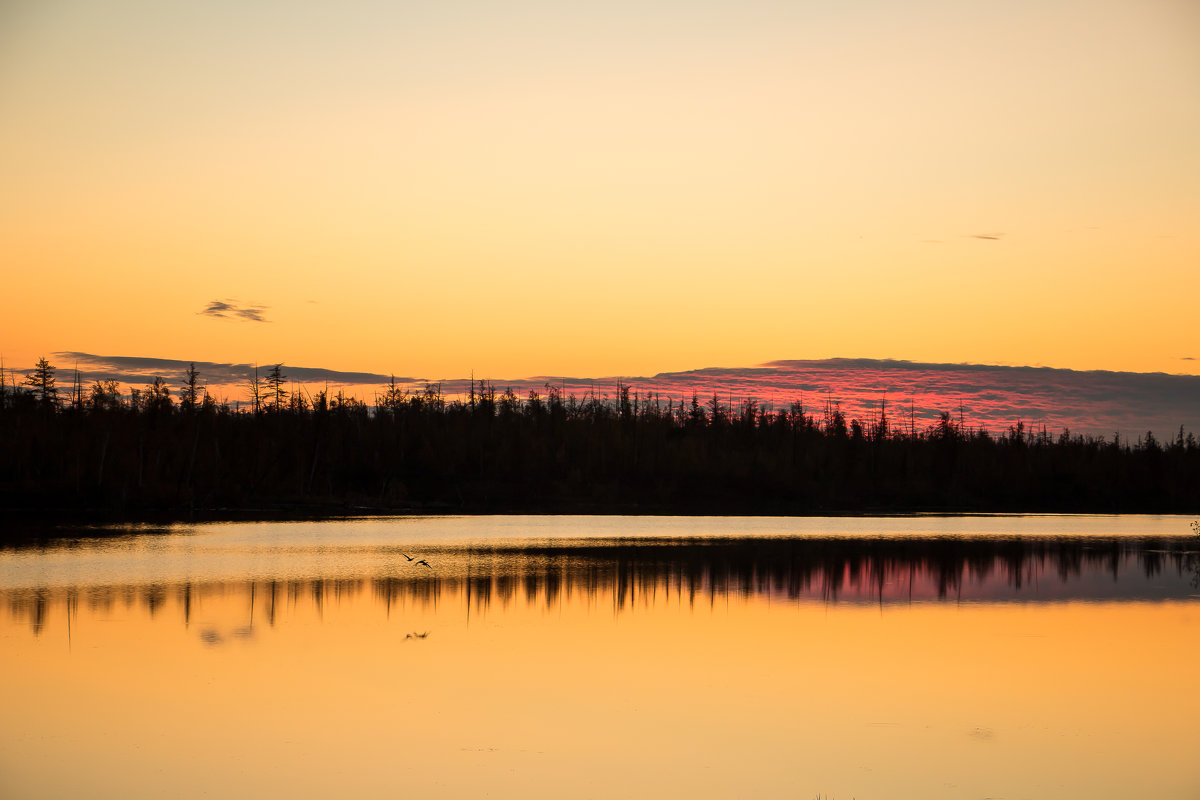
[5,537,1197,634]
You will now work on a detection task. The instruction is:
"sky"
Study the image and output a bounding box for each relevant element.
[2,0,1198,390]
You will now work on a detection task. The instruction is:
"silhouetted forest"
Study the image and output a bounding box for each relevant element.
[2,359,1198,517]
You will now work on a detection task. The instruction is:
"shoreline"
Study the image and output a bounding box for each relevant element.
[3,500,1195,528]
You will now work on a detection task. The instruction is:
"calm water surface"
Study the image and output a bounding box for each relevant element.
[2,515,1198,799]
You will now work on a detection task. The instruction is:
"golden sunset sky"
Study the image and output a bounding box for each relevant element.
[2,0,1197,381]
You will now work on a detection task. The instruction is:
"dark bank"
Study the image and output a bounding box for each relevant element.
[3,361,1198,519]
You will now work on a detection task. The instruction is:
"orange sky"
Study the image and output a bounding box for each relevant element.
[2,0,1198,380]
[5,578,1199,798]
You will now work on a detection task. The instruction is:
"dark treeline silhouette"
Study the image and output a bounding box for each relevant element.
[2,358,1198,517]
[6,535,1198,634]
[448,535,1200,603]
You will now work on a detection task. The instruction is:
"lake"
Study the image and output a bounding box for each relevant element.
[2,515,1198,799]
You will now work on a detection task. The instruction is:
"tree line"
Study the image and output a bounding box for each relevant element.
[2,357,1198,517]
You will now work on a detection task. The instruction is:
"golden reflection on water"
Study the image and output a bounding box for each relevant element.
[3,561,1199,799]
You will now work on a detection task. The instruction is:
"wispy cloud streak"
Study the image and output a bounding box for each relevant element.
[199,300,269,322]
[53,352,401,389]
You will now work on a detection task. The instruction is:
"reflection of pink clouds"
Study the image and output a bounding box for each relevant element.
[788,555,1190,604]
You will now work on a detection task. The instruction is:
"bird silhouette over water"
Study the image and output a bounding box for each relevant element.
[400,553,415,562]
[415,559,432,569]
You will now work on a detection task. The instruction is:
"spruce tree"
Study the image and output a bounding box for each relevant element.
[24,357,57,407]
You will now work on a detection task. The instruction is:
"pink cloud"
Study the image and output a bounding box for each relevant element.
[46,354,1200,438]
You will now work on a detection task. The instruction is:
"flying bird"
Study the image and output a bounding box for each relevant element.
[415,559,432,568]
[400,553,415,561]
